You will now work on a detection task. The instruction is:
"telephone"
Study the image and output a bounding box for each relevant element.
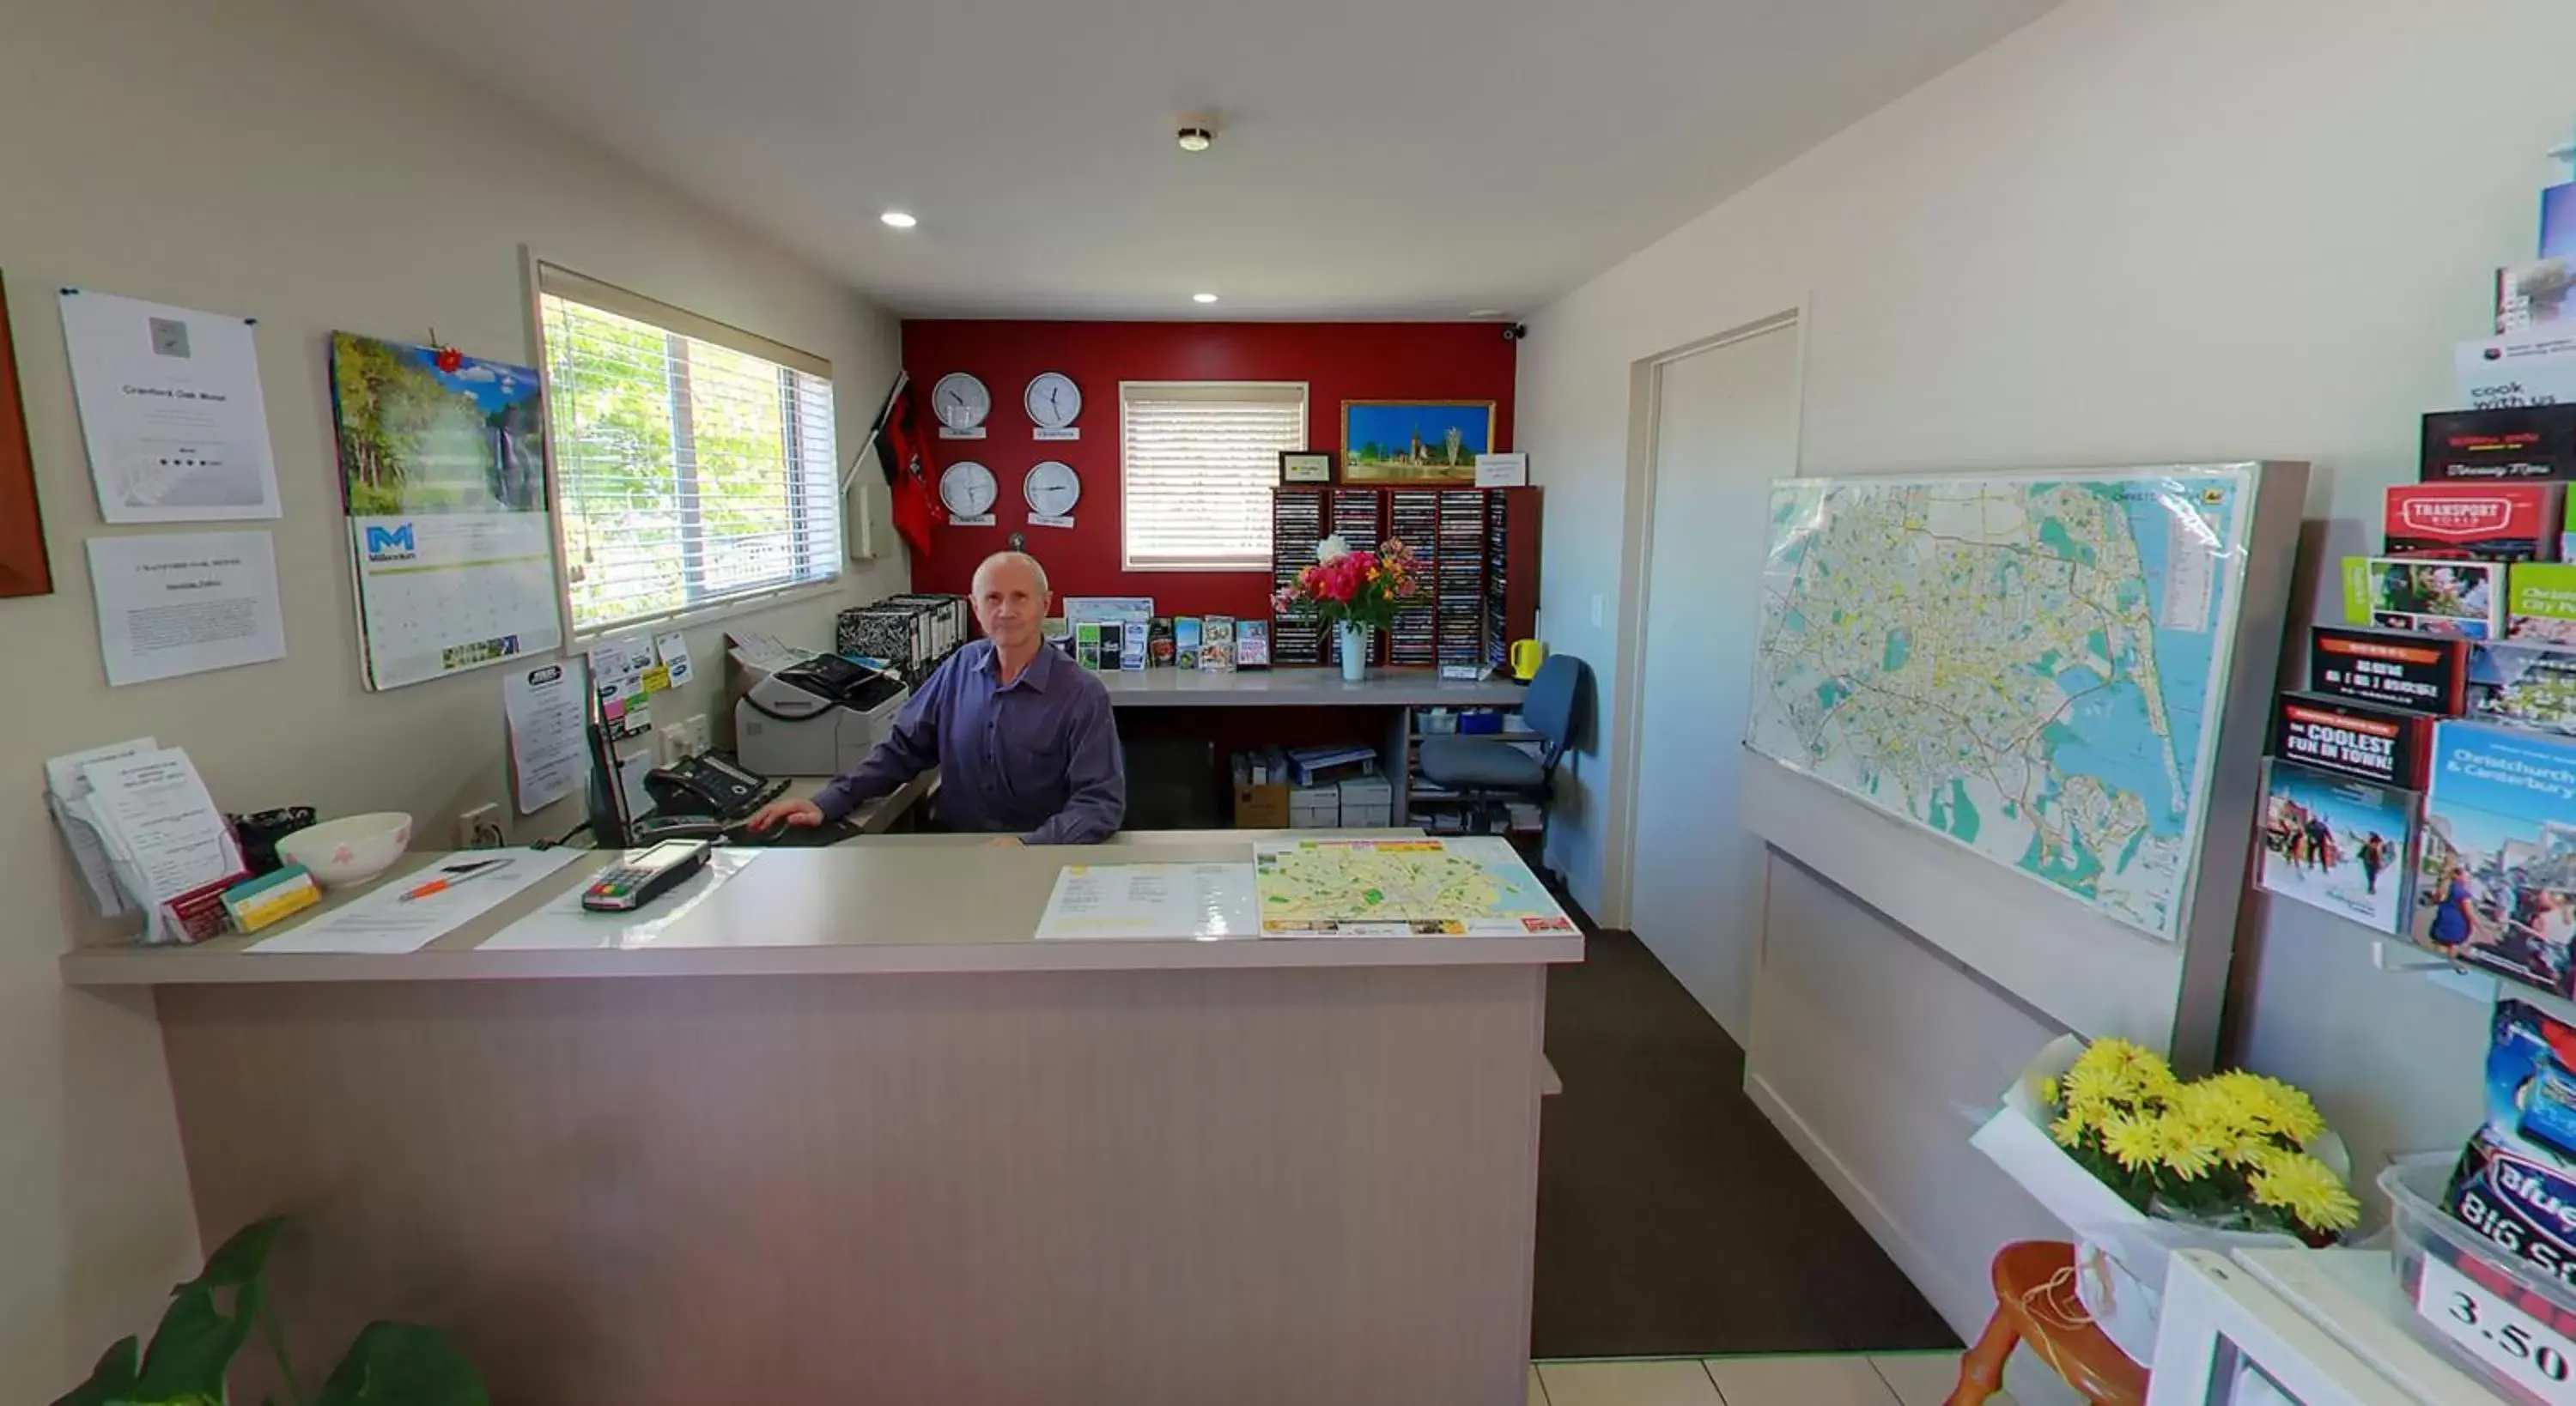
[644,753,787,822]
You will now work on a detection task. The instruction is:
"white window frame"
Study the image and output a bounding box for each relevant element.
[1119,379,1309,573]
[528,258,843,640]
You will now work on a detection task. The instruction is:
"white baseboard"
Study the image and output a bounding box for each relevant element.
[1745,1070,1984,1342]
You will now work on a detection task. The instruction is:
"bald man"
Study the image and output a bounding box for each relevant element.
[747,552,1126,845]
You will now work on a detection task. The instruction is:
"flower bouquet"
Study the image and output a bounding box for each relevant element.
[1272,534,1427,680]
[1970,1034,2359,1362]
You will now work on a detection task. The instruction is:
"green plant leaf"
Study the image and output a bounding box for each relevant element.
[49,1335,140,1406]
[134,1277,260,1400]
[184,1216,287,1292]
[313,1323,489,1406]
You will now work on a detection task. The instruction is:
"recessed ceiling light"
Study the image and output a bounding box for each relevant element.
[1193,293,1220,304]
[880,210,918,229]
[1468,309,1506,318]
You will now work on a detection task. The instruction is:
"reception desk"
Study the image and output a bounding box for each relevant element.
[61,833,1577,1406]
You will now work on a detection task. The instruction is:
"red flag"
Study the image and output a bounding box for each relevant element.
[880,382,943,561]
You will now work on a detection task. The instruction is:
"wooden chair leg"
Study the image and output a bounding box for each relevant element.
[1945,1308,2020,1406]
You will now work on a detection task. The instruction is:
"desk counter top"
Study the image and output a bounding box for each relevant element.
[1100,667,1527,707]
[59,831,1581,987]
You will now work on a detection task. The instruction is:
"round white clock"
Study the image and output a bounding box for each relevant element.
[939,461,998,518]
[1024,372,1081,431]
[931,373,990,431]
[1024,460,1082,518]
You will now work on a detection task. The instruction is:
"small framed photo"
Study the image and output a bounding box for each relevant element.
[1280,451,1334,484]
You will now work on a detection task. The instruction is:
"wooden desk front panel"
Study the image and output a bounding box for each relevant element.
[159,963,1546,1406]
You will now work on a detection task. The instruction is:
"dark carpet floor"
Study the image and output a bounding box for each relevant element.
[1532,924,1960,1359]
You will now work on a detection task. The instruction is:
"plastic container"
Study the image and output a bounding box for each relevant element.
[2381,1152,2576,1403]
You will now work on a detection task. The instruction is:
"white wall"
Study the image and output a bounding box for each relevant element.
[0,0,901,1391]
[1521,0,2566,1342]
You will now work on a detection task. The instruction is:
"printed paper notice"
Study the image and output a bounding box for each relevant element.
[251,848,581,955]
[59,290,281,522]
[86,530,286,686]
[503,657,590,815]
[1035,862,1260,940]
[655,632,694,688]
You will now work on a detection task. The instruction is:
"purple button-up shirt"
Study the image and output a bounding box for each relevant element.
[811,640,1126,844]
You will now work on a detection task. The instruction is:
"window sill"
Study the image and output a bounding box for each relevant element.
[569,573,852,645]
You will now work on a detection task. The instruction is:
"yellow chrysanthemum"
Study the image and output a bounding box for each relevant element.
[2050,1109,2088,1149]
[2098,1112,2160,1173]
[2039,1076,2061,1108]
[2207,1071,2327,1146]
[2149,1114,2221,1181]
[2062,1062,2126,1110]
[2249,1150,2360,1234]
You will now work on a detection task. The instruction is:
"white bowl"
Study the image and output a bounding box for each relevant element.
[275,812,414,888]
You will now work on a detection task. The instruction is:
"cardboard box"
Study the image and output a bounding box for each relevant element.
[2421,406,2576,483]
[2384,482,2560,560]
[1233,781,1289,828]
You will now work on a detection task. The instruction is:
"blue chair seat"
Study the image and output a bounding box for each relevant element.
[1417,736,1547,792]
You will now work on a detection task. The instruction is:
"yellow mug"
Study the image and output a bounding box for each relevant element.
[1509,639,1546,681]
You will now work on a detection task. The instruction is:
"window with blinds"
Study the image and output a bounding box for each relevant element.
[536,264,840,636]
[1120,381,1308,571]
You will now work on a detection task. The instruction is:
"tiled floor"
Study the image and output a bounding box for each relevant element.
[1529,1352,2016,1406]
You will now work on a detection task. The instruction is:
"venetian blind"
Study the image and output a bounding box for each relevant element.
[1120,381,1307,571]
[536,264,840,635]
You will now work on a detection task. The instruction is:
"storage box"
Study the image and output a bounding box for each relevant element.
[2385,1154,2576,1403]
[1289,785,1340,828]
[1336,775,1393,828]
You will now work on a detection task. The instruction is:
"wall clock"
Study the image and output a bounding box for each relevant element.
[931,373,990,436]
[1024,460,1081,522]
[1025,372,1081,435]
[939,460,998,521]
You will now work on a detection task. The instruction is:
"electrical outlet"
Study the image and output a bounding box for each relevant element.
[683,714,708,755]
[456,803,504,849]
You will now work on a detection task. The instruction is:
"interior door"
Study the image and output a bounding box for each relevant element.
[1628,324,1801,1045]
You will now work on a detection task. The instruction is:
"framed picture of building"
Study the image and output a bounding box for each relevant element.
[1341,400,1496,484]
[0,276,54,598]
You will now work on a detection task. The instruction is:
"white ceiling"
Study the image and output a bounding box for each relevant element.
[335,0,2057,319]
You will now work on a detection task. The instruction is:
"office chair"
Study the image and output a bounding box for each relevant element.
[1413,654,1590,838]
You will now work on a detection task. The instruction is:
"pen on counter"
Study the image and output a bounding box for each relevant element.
[398,859,508,903]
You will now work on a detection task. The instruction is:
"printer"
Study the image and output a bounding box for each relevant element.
[734,651,911,778]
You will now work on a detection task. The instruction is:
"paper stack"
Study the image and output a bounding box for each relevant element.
[46,739,245,943]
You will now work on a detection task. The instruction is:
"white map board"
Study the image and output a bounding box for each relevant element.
[1736,463,2306,1060]
[1747,467,2255,941]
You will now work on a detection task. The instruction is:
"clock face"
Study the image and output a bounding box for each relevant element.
[931,373,990,430]
[939,461,998,518]
[1024,460,1082,518]
[1024,372,1081,430]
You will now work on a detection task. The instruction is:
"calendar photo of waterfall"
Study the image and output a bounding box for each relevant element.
[329,331,560,691]
[330,332,546,516]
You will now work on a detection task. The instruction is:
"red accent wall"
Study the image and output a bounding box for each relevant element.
[898,320,1516,615]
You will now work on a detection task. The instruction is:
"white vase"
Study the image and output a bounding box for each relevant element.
[1338,622,1370,682]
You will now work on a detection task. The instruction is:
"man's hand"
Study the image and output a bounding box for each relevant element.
[987,835,1024,848]
[747,797,825,833]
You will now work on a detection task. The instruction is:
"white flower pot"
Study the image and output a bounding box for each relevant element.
[1339,622,1370,682]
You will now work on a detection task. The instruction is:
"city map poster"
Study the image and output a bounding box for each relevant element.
[330,332,559,690]
[1744,467,2257,942]
[1253,836,1577,936]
